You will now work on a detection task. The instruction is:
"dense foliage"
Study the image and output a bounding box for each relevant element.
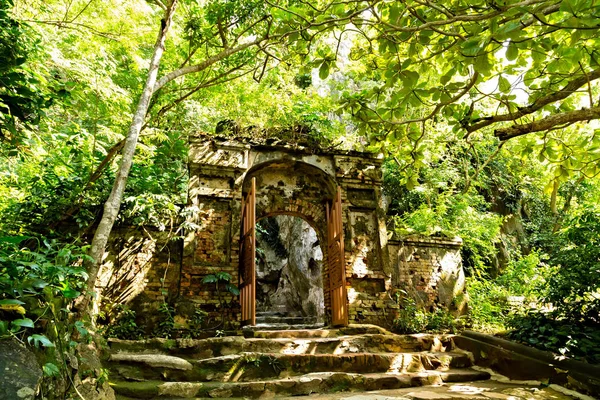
[0,236,91,393]
[507,208,600,363]
[1,0,600,396]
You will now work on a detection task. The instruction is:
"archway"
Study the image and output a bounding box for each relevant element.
[239,159,347,327]
[183,135,390,329]
[255,215,325,325]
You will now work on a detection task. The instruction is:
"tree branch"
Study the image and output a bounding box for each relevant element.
[25,19,119,40]
[153,40,261,92]
[384,71,479,126]
[468,68,600,133]
[217,17,228,48]
[380,0,550,33]
[495,106,600,141]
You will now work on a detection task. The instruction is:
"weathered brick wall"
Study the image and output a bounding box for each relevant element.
[100,136,468,333]
[334,155,393,327]
[179,198,240,329]
[97,227,182,330]
[388,236,466,314]
[103,135,436,331]
[183,135,394,328]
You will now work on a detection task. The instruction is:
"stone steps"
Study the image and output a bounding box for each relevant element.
[245,322,326,331]
[106,325,488,400]
[112,369,491,399]
[242,323,414,338]
[254,315,318,324]
[256,310,301,316]
[109,351,474,383]
[108,333,454,358]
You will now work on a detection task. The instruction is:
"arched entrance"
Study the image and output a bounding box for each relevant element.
[239,160,347,327]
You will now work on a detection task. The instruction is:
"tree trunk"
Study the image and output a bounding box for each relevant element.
[80,0,178,318]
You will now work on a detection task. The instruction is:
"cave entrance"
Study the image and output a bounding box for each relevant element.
[255,215,325,326]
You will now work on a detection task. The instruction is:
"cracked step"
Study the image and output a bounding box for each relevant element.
[245,322,326,331]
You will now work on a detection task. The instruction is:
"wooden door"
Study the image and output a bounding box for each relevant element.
[327,186,348,326]
[239,177,256,326]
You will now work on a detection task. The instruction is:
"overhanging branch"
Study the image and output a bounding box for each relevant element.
[467,68,600,133]
[153,40,261,93]
[495,106,600,140]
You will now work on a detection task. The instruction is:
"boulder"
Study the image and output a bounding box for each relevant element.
[0,339,42,400]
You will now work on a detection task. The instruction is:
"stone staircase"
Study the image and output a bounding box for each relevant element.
[252,311,324,330]
[106,324,491,399]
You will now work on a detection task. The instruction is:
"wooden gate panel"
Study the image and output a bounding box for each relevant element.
[239,177,256,326]
[327,186,348,326]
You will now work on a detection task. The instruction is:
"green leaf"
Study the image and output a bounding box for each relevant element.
[75,321,89,338]
[440,67,456,85]
[319,62,330,80]
[28,334,55,348]
[506,41,518,61]
[62,287,80,299]
[400,70,419,88]
[0,236,30,244]
[0,299,25,306]
[226,283,240,296]
[215,271,232,281]
[12,318,34,328]
[499,76,511,93]
[43,362,61,377]
[495,21,521,37]
[474,56,492,76]
[462,37,488,56]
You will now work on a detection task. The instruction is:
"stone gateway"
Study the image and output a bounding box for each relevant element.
[97,133,466,330]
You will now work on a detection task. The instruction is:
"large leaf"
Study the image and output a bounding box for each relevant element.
[226,283,240,296]
[319,61,330,80]
[28,334,55,348]
[11,318,34,328]
[499,76,511,93]
[0,236,30,244]
[43,362,61,377]
[0,299,25,305]
[506,41,518,61]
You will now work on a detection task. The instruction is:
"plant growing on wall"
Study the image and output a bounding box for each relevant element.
[103,305,144,340]
[202,272,239,329]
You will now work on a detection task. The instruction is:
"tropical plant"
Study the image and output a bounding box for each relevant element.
[201,272,240,330]
[0,235,91,395]
[103,304,144,340]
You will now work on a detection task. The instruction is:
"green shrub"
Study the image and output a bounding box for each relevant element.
[508,307,600,364]
[0,235,91,392]
[393,296,428,334]
[505,208,600,363]
[103,305,144,340]
[426,308,458,332]
[153,302,175,338]
[392,291,458,334]
[466,252,553,332]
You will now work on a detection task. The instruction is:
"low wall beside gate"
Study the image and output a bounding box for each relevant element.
[388,236,467,315]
